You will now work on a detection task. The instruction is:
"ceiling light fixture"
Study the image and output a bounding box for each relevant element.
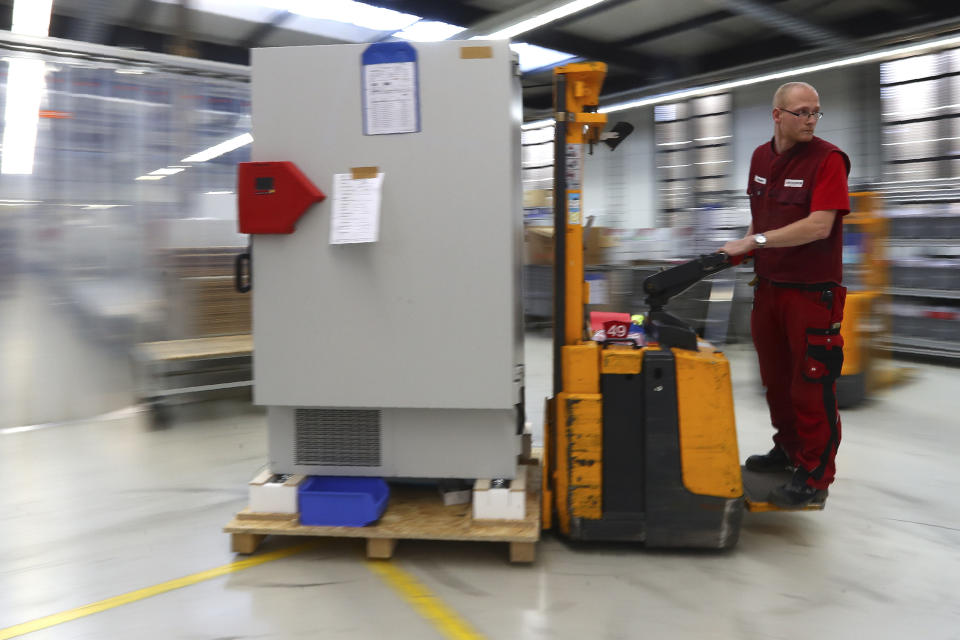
[287,0,419,31]
[153,0,421,33]
[1,58,46,175]
[510,42,578,72]
[600,32,960,114]
[2,0,52,175]
[395,20,465,42]
[11,0,53,37]
[181,133,253,163]
[524,31,960,129]
[479,0,609,40]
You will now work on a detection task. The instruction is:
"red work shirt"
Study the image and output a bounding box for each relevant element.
[748,136,851,284]
[811,153,850,214]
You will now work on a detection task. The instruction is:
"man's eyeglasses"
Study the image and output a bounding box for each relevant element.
[778,107,824,120]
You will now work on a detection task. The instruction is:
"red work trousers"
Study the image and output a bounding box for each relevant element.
[751,279,846,489]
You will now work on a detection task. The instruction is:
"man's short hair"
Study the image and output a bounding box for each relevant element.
[773,82,817,108]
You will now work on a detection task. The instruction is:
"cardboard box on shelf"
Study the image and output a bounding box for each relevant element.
[523,189,553,208]
[524,227,555,264]
[523,226,623,265]
[585,226,623,265]
[182,276,251,337]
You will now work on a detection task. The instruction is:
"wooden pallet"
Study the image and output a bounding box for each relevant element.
[224,466,541,563]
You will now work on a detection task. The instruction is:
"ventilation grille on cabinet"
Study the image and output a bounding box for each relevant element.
[294,408,382,467]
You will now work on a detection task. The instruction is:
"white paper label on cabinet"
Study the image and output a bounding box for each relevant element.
[362,42,420,136]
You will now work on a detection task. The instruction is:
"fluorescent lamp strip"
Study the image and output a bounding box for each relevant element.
[395,20,465,42]
[481,0,609,40]
[11,0,53,37]
[523,32,960,128]
[2,0,53,175]
[1,58,46,175]
[601,33,960,115]
[181,133,253,163]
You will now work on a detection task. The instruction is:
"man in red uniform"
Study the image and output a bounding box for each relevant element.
[721,81,850,509]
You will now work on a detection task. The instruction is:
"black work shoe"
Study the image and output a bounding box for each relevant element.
[768,469,828,509]
[745,446,792,473]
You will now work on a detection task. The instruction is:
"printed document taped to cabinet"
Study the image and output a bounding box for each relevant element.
[331,173,383,244]
[364,62,418,135]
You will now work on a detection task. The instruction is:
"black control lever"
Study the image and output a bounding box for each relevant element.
[641,252,734,351]
[643,252,732,311]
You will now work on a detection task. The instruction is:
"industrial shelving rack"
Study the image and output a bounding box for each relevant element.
[878,48,960,361]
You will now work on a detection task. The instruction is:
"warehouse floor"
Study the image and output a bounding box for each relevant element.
[0,277,135,429]
[2,331,960,640]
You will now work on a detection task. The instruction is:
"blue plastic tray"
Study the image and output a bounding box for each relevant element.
[298,476,389,527]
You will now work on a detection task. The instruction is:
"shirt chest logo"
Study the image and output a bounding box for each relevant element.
[754,175,767,184]
[784,179,804,187]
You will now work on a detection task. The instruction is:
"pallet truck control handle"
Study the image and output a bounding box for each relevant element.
[643,251,733,311]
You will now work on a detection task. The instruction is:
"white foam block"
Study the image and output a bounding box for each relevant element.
[472,465,526,520]
[248,469,305,514]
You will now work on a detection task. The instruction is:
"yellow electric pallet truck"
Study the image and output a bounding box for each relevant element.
[836,192,888,408]
[541,63,824,550]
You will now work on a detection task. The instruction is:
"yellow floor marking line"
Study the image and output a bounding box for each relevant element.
[367,561,487,640]
[0,542,313,640]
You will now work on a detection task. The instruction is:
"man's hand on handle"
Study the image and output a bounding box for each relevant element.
[721,235,758,257]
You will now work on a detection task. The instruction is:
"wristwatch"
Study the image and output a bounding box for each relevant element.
[754,233,768,248]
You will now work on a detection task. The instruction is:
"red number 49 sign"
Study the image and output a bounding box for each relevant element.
[603,320,630,339]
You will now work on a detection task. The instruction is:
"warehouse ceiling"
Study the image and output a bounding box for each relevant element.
[2,0,959,118]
